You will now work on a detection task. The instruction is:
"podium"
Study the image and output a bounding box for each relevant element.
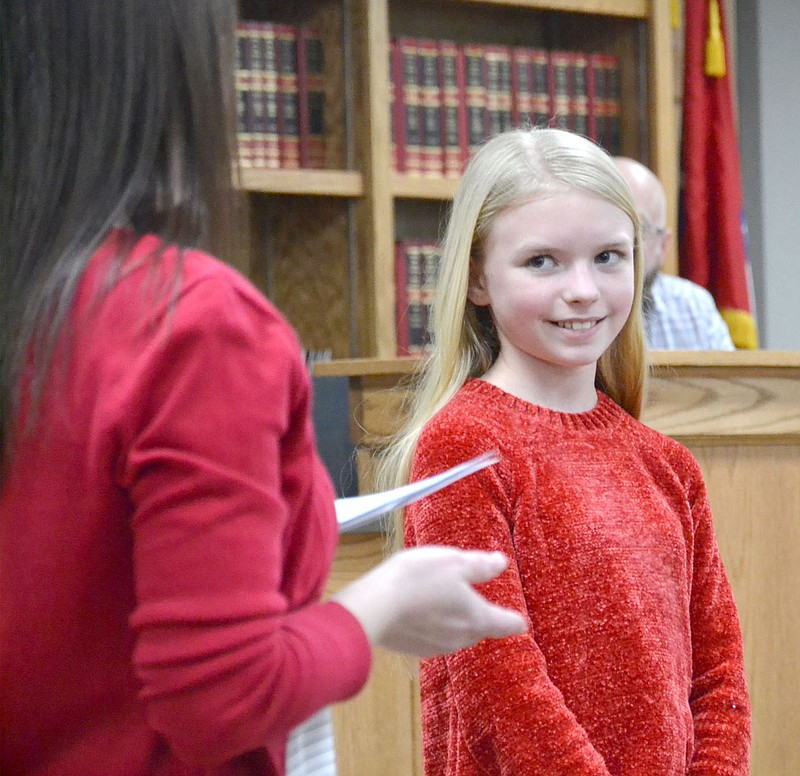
[315,351,800,776]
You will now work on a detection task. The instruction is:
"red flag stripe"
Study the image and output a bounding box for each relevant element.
[680,0,758,348]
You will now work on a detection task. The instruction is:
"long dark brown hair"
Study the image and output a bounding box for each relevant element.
[0,0,239,475]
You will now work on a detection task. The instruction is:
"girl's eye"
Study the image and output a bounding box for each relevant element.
[595,250,621,265]
[527,255,554,269]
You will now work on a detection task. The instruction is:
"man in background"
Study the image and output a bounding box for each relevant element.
[614,157,735,350]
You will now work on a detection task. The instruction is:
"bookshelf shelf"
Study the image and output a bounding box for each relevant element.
[239,168,363,197]
[451,0,648,19]
[390,173,458,200]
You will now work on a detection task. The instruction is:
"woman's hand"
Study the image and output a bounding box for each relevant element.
[332,546,527,657]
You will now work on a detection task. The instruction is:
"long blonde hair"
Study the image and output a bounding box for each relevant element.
[376,128,647,528]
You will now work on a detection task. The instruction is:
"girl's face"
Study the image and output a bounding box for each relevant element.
[469,189,635,378]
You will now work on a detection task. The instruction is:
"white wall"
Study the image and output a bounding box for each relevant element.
[736,0,800,350]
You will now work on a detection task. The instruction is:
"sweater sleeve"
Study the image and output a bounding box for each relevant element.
[407,419,611,775]
[682,456,751,774]
[112,266,370,766]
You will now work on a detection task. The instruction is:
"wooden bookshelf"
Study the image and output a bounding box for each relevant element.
[234,0,677,361]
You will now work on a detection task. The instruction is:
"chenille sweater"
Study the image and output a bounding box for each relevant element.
[0,231,371,775]
[406,379,750,776]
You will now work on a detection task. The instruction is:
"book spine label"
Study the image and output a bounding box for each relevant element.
[276,23,300,169]
[463,43,487,156]
[251,22,270,168]
[485,45,513,137]
[549,50,572,131]
[260,22,280,169]
[420,242,440,354]
[418,39,444,177]
[604,54,621,155]
[587,52,601,145]
[399,37,423,176]
[390,40,407,173]
[588,52,621,154]
[510,47,532,128]
[531,48,551,127]
[438,40,468,177]
[405,242,425,353]
[395,241,410,355]
[571,51,589,138]
[297,26,326,168]
[235,22,254,167]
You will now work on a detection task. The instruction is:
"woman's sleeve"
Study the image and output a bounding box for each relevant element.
[115,271,370,766]
[683,458,751,774]
[407,422,610,775]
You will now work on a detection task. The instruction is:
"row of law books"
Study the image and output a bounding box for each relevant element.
[235,21,325,170]
[391,37,622,178]
[395,240,441,356]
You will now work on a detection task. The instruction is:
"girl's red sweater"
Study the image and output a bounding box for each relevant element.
[406,379,750,776]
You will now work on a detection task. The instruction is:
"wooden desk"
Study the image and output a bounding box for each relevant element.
[317,352,800,776]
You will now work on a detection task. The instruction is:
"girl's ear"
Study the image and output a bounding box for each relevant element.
[467,263,490,307]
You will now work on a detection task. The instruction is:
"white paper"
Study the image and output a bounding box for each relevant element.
[334,450,500,533]
[286,707,336,776]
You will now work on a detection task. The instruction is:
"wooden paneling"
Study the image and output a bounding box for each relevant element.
[252,196,353,357]
[325,534,422,776]
[693,445,800,774]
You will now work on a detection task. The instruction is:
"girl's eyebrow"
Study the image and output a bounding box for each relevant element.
[600,239,635,252]
[512,236,633,255]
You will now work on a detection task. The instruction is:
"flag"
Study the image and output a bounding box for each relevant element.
[680,0,758,348]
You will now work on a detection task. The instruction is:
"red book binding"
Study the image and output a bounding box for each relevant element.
[398,37,423,176]
[234,22,255,168]
[418,38,444,177]
[395,241,410,356]
[510,47,533,129]
[588,53,621,154]
[548,50,572,132]
[571,51,590,138]
[420,242,440,355]
[438,40,468,177]
[259,22,280,169]
[297,26,326,169]
[485,45,513,137]
[275,23,300,169]
[530,48,552,128]
[390,40,407,173]
[463,43,488,157]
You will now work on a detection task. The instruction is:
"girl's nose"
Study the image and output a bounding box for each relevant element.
[562,263,600,304]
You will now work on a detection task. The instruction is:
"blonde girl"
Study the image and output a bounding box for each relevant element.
[378,128,750,775]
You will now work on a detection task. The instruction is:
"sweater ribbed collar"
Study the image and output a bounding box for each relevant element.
[463,378,624,431]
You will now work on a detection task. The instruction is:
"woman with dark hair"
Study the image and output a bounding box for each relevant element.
[0,2,525,774]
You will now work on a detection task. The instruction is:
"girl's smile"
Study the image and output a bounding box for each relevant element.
[554,318,603,331]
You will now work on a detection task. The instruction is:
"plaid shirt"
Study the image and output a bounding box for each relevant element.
[645,273,735,350]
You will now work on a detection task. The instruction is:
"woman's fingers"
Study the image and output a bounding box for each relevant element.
[458,549,510,584]
[333,546,527,658]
